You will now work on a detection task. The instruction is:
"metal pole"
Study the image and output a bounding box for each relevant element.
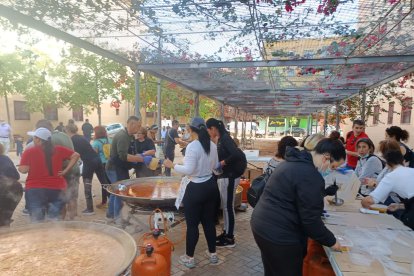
[234,108,239,138]
[361,90,367,122]
[194,92,200,117]
[265,116,269,138]
[157,78,162,140]
[309,115,313,135]
[134,69,141,119]
[336,101,340,131]
[324,109,328,136]
[307,115,311,135]
[220,103,225,122]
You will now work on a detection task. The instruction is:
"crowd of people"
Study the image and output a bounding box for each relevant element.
[1,115,414,276]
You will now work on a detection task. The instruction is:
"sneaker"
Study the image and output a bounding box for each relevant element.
[179,255,195,269]
[82,209,95,216]
[216,231,226,242]
[96,203,108,209]
[205,250,219,265]
[216,236,236,248]
[22,208,29,216]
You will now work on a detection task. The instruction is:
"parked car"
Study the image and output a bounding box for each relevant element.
[105,123,124,138]
[255,129,265,138]
[280,127,306,137]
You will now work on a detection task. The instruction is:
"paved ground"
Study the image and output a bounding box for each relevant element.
[6,150,264,276]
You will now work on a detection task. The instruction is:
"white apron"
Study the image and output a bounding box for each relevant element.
[175,176,191,210]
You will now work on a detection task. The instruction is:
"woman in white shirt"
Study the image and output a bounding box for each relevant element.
[361,150,414,230]
[164,117,220,268]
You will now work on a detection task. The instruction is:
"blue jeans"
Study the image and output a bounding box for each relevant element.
[106,169,123,219]
[26,188,65,223]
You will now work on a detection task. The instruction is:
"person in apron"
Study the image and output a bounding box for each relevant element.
[164,117,220,269]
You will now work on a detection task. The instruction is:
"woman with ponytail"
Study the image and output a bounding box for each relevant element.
[206,118,247,248]
[385,126,414,167]
[164,117,220,268]
[19,128,79,222]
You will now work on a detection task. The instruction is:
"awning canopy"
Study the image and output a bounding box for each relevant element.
[1,0,413,115]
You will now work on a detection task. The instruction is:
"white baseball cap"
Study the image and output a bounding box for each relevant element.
[27,127,52,141]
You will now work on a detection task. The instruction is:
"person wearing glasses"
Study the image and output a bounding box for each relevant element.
[251,138,345,276]
[345,119,369,170]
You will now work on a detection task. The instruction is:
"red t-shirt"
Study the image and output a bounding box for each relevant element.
[345,131,369,168]
[20,145,74,190]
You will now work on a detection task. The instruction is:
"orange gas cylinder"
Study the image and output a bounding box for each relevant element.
[308,256,335,276]
[132,244,168,276]
[140,230,173,276]
[239,177,250,203]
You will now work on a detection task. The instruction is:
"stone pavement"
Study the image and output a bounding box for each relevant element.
[7,151,264,276]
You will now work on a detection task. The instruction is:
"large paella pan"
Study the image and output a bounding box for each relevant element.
[106,176,182,207]
[0,221,136,276]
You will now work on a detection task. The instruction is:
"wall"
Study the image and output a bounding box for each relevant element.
[0,94,131,140]
[342,88,414,149]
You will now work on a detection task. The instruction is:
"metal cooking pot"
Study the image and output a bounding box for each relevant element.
[106,176,182,208]
[0,221,136,275]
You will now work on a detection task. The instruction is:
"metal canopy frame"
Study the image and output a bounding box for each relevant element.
[1,0,414,116]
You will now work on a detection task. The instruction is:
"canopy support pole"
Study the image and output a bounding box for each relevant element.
[135,69,141,119]
[194,92,200,117]
[324,110,328,136]
[336,101,340,131]
[361,90,367,122]
[157,78,162,140]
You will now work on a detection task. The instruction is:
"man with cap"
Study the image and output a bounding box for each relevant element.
[0,119,12,156]
[19,127,80,222]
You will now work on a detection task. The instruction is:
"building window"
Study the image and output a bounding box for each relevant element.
[116,109,120,116]
[72,106,84,122]
[373,105,380,125]
[401,97,412,124]
[387,102,394,124]
[44,104,58,121]
[14,101,30,120]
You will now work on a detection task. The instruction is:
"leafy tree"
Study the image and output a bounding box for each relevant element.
[0,52,28,124]
[58,47,128,125]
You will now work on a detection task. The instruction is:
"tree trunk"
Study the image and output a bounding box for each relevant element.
[97,104,102,126]
[4,92,11,125]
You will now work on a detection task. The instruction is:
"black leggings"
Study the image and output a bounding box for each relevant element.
[82,157,109,211]
[183,178,219,257]
[253,231,304,276]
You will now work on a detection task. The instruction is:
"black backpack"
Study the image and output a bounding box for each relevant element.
[401,143,414,168]
[247,174,267,207]
[247,165,272,208]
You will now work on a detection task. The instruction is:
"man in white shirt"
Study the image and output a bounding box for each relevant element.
[0,120,12,156]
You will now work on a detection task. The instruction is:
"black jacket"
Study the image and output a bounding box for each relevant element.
[251,147,336,247]
[217,133,246,178]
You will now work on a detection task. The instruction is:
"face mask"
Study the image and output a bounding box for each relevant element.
[318,156,332,177]
[319,167,332,178]
[359,154,369,159]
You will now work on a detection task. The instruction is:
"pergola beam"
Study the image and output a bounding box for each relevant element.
[0,4,136,68]
[137,55,414,70]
